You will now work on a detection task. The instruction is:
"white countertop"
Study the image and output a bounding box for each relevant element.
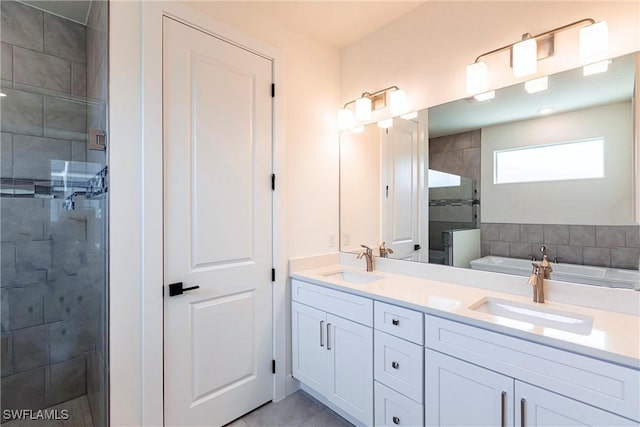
[291,264,640,369]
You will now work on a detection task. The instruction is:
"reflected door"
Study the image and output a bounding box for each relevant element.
[163,17,273,426]
[382,118,421,261]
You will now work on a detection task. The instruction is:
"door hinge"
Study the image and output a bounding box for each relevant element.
[271,83,275,98]
[271,268,276,282]
[272,359,276,374]
[271,174,275,191]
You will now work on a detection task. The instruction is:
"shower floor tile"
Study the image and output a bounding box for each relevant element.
[2,396,93,427]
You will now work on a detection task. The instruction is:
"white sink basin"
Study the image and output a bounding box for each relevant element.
[470,297,594,335]
[322,270,384,285]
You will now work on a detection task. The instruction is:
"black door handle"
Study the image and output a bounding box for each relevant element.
[414,244,422,251]
[169,282,200,297]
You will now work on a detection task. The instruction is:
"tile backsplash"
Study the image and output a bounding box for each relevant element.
[481,223,640,270]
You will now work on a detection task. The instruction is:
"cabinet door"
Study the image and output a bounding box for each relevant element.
[292,302,329,394]
[516,381,637,427]
[327,313,374,426]
[426,349,514,427]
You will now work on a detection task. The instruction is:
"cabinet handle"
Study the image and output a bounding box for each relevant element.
[520,398,526,427]
[392,416,400,425]
[501,391,506,427]
[326,323,331,350]
[391,361,400,369]
[392,318,400,326]
[320,321,324,347]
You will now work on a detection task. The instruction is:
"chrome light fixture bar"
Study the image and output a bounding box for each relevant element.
[466,18,608,95]
[337,85,409,130]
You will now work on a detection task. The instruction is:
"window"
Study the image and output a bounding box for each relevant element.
[429,169,461,188]
[494,138,604,184]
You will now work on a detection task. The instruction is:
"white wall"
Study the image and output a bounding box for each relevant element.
[187,2,341,259]
[341,1,640,112]
[481,101,634,225]
[340,125,381,251]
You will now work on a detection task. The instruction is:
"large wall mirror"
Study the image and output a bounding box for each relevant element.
[340,51,639,289]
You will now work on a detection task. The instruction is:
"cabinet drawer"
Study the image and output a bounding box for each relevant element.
[425,315,640,421]
[374,331,423,403]
[292,279,373,327]
[374,301,423,345]
[375,381,423,427]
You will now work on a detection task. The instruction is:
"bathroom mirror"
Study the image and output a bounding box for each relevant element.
[339,51,639,289]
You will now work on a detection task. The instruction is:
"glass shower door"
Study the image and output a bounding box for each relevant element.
[0,1,109,425]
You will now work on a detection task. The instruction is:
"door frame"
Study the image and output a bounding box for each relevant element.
[115,2,286,425]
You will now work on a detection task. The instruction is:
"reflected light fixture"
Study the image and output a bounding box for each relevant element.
[377,118,393,129]
[350,125,365,134]
[538,107,554,115]
[0,92,6,97]
[583,59,610,76]
[473,91,495,102]
[524,76,548,94]
[466,18,608,94]
[400,111,418,120]
[337,85,408,131]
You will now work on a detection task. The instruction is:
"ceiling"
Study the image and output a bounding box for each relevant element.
[221,1,426,48]
[17,1,425,47]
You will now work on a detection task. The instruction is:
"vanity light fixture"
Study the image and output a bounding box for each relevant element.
[524,76,549,94]
[466,18,607,94]
[473,91,495,102]
[338,86,408,131]
[512,37,538,77]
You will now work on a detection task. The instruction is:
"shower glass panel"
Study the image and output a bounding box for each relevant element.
[0,1,108,426]
[428,169,479,264]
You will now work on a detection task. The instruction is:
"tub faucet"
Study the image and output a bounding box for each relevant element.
[357,244,374,272]
[379,242,394,258]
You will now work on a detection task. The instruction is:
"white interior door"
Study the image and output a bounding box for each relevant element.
[163,17,273,426]
[382,118,421,260]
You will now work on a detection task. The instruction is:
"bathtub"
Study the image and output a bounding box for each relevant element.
[470,256,639,290]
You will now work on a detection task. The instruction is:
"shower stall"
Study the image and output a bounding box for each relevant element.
[0,1,109,426]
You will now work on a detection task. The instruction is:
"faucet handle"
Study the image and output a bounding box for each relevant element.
[553,256,562,263]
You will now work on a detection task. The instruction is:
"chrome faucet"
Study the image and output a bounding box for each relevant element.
[357,244,374,272]
[379,242,394,258]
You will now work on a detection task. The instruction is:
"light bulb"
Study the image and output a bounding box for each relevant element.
[580,21,608,65]
[355,97,372,121]
[389,89,408,116]
[466,61,488,94]
[512,38,537,78]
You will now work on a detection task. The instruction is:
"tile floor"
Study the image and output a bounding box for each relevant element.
[226,390,353,427]
[2,396,94,427]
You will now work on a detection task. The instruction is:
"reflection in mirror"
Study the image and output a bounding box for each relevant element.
[340,51,639,289]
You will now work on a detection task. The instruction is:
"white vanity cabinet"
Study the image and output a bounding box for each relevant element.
[425,349,514,427]
[374,302,424,427]
[291,280,373,426]
[424,315,640,426]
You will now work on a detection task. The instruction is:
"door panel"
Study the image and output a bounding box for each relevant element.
[328,314,374,426]
[163,17,273,426]
[291,302,329,393]
[426,349,514,427]
[382,118,420,260]
[516,381,636,427]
